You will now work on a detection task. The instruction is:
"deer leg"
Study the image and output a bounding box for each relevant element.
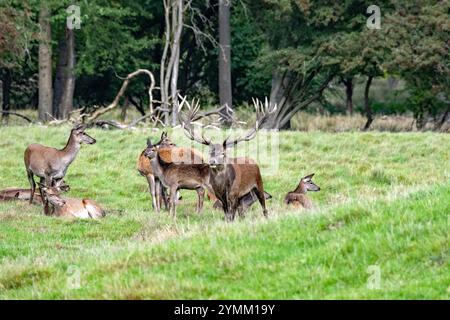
[154,179,162,213]
[27,170,35,204]
[169,186,178,217]
[225,194,238,222]
[196,187,205,214]
[159,184,170,210]
[254,186,268,217]
[37,177,50,215]
[146,175,157,210]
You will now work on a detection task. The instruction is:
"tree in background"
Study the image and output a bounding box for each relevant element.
[218,0,232,124]
[383,0,450,130]
[38,1,53,122]
[0,2,36,123]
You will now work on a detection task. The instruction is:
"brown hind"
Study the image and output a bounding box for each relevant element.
[24,124,95,212]
[39,184,105,219]
[284,173,320,209]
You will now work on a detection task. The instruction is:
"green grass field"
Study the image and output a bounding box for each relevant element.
[0,126,449,299]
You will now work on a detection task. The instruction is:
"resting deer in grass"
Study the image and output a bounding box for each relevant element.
[284,173,320,209]
[0,180,70,204]
[39,184,105,219]
[24,124,96,210]
[180,97,275,221]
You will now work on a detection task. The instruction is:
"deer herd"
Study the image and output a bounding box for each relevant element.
[0,99,320,222]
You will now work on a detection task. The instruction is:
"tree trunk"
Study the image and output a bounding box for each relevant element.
[60,28,75,119]
[121,96,129,122]
[170,1,182,127]
[343,78,353,115]
[38,3,53,122]
[435,104,450,130]
[161,0,183,127]
[218,0,232,124]
[1,69,11,124]
[363,75,374,131]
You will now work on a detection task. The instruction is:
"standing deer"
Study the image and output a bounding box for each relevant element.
[180,97,275,221]
[39,184,105,219]
[284,173,320,209]
[143,141,214,215]
[137,131,208,210]
[24,124,96,210]
[137,132,176,209]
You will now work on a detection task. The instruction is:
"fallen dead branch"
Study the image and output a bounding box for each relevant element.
[1,111,34,123]
[84,69,156,123]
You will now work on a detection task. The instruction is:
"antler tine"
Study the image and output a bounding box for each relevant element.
[225,97,276,147]
[177,94,211,146]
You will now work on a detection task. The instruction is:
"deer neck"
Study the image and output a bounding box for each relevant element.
[59,134,81,167]
[293,182,307,194]
[151,153,170,185]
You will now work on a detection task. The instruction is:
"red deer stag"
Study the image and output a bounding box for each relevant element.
[24,124,96,210]
[284,173,320,209]
[180,97,275,221]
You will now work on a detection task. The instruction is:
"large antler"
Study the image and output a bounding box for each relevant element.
[224,97,276,147]
[178,95,213,146]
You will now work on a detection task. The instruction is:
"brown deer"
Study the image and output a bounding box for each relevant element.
[137,132,176,209]
[24,124,96,209]
[0,180,70,204]
[39,184,105,219]
[137,131,208,210]
[284,173,320,209]
[180,97,275,221]
[143,141,214,215]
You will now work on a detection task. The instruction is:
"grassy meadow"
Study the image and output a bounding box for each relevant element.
[0,125,449,299]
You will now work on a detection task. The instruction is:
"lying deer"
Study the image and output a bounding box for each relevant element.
[179,97,275,221]
[24,124,96,209]
[284,173,320,209]
[144,140,214,215]
[0,181,70,204]
[39,184,105,219]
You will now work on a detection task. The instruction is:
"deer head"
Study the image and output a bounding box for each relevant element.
[297,173,320,193]
[143,131,175,159]
[179,97,275,168]
[72,124,96,145]
[38,184,67,207]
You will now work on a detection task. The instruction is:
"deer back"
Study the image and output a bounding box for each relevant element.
[158,146,205,164]
[284,192,313,209]
[138,146,204,177]
[24,144,61,176]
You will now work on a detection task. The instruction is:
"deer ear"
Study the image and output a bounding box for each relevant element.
[303,173,315,181]
[147,138,152,146]
[161,131,168,139]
